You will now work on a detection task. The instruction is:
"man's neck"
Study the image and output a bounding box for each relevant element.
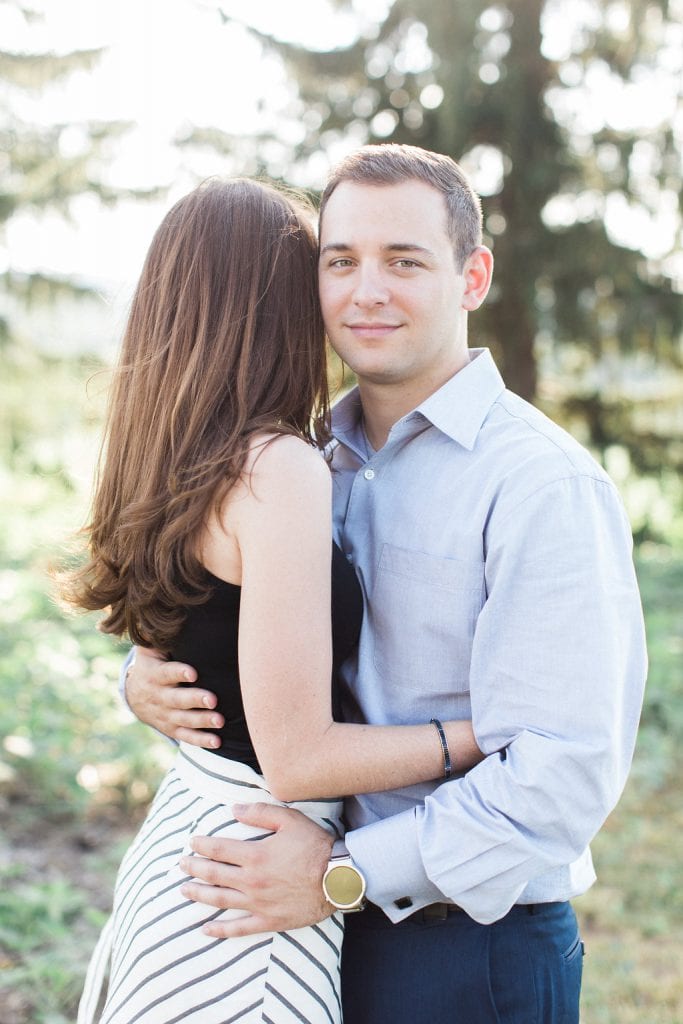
[359,386,409,451]
[358,354,470,450]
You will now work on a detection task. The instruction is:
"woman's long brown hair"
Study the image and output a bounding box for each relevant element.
[65,178,329,651]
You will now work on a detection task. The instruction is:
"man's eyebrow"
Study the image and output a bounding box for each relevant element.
[319,243,352,256]
[319,242,437,257]
[384,243,437,258]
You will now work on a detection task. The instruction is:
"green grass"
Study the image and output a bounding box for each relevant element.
[575,547,683,1024]
[0,870,108,1024]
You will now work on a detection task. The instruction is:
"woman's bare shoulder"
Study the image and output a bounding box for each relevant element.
[219,433,329,529]
[244,432,329,489]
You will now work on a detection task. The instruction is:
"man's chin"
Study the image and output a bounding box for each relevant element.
[352,365,406,387]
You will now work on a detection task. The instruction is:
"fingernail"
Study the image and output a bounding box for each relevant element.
[180,885,190,898]
[183,669,194,681]
[202,695,212,707]
[232,803,247,814]
[211,715,222,727]
[179,857,188,871]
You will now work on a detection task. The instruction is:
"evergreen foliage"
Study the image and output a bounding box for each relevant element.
[209,0,682,405]
[0,1,157,351]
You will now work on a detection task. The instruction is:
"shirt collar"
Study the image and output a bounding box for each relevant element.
[329,386,366,460]
[331,348,506,453]
[416,348,506,450]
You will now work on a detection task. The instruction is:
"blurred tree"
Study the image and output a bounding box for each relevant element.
[0,0,155,354]
[204,0,682,402]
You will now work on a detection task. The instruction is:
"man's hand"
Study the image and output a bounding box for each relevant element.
[180,803,335,937]
[125,647,223,748]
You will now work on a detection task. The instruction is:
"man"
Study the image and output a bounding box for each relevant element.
[124,144,647,1022]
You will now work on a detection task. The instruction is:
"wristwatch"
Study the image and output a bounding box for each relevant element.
[322,841,367,913]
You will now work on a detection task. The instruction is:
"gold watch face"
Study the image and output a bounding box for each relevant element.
[325,864,364,908]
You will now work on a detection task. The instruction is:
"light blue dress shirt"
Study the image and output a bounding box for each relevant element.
[335,348,647,925]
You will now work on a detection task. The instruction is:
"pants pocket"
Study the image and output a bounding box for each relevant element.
[562,932,585,965]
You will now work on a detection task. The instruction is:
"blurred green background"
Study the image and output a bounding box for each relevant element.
[1,1,681,1021]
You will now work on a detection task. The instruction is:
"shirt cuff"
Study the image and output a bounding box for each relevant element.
[343,801,529,926]
[118,647,136,709]
[344,807,445,923]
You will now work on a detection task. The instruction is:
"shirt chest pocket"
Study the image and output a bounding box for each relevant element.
[370,543,485,695]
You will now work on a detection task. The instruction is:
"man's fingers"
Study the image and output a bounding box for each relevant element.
[188,835,247,867]
[180,880,245,910]
[162,687,219,712]
[174,727,222,749]
[181,856,241,889]
[202,915,271,940]
[153,660,199,686]
[231,801,310,834]
[125,649,216,741]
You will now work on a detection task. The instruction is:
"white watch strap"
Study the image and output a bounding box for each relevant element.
[331,838,349,859]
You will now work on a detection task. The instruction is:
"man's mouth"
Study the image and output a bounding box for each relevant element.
[345,322,401,336]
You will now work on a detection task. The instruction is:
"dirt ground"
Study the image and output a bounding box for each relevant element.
[0,800,138,1024]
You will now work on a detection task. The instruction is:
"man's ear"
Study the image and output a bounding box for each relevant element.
[461,246,494,311]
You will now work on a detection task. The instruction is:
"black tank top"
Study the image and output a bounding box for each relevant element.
[170,543,362,772]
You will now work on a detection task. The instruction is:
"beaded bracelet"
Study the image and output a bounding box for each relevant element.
[430,718,453,778]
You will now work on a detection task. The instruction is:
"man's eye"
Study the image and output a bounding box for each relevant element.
[395,259,419,268]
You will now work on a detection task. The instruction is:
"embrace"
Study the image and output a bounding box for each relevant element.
[67,144,647,1024]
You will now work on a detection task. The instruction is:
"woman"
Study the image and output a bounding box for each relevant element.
[67,178,484,1024]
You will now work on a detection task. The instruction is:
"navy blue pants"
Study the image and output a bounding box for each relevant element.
[341,901,583,1023]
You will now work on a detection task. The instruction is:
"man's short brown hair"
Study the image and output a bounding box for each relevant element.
[319,143,483,269]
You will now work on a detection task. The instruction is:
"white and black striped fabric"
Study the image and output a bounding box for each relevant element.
[78,743,345,1024]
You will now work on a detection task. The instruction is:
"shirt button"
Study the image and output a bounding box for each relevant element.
[363,468,375,480]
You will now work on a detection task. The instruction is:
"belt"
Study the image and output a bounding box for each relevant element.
[366,901,464,922]
[407,902,465,922]
[368,901,544,923]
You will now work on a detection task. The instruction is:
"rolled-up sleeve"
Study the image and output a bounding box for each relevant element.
[346,473,647,924]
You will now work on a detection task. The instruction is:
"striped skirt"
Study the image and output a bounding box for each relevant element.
[78,743,345,1024]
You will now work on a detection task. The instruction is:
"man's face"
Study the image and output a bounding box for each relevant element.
[318,179,470,397]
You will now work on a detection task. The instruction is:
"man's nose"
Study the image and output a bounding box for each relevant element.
[352,265,390,307]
